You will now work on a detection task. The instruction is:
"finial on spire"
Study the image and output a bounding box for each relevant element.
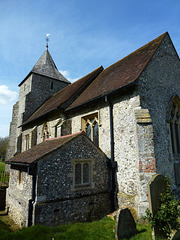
[46,33,50,49]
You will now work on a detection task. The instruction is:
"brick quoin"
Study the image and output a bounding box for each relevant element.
[139,158,156,173]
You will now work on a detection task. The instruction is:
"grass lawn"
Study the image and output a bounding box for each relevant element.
[0,214,152,240]
[0,160,5,171]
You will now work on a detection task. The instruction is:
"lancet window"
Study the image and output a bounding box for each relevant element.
[170,96,180,155]
[42,122,50,141]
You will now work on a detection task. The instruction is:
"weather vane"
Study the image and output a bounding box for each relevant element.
[46,33,50,49]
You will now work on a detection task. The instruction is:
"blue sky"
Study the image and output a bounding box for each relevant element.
[1,0,180,137]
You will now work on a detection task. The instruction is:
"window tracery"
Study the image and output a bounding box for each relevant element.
[82,113,99,146]
[42,122,50,141]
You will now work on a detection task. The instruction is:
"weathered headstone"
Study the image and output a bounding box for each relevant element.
[148,174,167,239]
[0,186,7,211]
[115,208,137,240]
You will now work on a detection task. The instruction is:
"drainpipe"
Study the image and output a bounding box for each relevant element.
[28,163,37,227]
[105,96,117,212]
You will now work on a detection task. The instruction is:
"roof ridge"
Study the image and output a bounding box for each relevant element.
[49,65,103,99]
[22,66,103,126]
[45,131,84,141]
[66,32,168,111]
[6,131,87,165]
[104,32,167,73]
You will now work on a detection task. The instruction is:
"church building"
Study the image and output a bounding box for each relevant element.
[5,32,180,227]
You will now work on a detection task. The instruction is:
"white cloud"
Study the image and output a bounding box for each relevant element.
[0,85,18,104]
[59,70,81,83]
[0,102,15,137]
[59,70,69,79]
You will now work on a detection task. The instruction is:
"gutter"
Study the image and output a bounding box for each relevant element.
[105,95,117,212]
[6,162,30,167]
[19,71,71,87]
[20,108,59,128]
[28,163,37,227]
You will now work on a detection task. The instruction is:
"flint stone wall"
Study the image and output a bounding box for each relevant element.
[138,33,180,197]
[135,109,156,216]
[6,168,32,227]
[21,74,69,122]
[6,73,69,163]
[34,135,111,226]
[21,116,64,152]
[71,34,180,217]
[34,193,110,226]
[70,94,142,217]
[5,101,19,171]
[6,33,180,224]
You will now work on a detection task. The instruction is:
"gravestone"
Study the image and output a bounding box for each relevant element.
[148,174,167,239]
[115,208,137,240]
[0,186,7,211]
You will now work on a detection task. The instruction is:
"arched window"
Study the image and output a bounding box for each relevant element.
[25,134,30,150]
[170,96,180,155]
[82,113,99,146]
[42,122,50,141]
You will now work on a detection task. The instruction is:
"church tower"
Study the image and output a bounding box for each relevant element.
[6,48,70,161]
[18,49,70,122]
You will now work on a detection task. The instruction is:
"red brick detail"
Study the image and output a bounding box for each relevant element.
[139,158,156,173]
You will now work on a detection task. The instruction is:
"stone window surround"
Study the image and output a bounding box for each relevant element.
[25,134,30,151]
[81,112,100,146]
[42,122,51,141]
[174,164,180,185]
[169,96,180,156]
[169,95,180,186]
[53,118,66,138]
[70,158,95,191]
[23,126,37,152]
[17,170,23,190]
[75,162,90,185]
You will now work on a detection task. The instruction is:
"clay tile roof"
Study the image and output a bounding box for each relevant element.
[66,32,168,111]
[19,49,70,86]
[22,66,103,126]
[6,132,84,165]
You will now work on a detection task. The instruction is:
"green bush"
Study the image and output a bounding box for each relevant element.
[145,177,180,239]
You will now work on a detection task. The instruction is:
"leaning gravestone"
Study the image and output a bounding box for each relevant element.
[115,208,137,240]
[148,174,167,240]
